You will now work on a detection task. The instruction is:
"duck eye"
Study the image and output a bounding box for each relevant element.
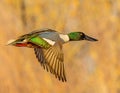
[79,33,82,35]
[80,33,85,39]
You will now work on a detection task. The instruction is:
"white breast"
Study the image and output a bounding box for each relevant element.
[59,34,69,42]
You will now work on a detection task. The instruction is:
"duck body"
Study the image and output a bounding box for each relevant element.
[10,29,69,48]
[7,29,98,82]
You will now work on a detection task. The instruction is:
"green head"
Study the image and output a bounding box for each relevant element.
[68,32,98,41]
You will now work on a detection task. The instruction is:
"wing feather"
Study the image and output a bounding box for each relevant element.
[34,42,66,82]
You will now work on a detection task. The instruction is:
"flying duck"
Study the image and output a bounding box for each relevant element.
[7,29,98,82]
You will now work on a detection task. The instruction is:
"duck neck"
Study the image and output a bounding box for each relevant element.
[59,34,70,42]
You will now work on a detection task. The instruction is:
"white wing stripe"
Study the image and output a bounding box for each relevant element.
[43,38,55,45]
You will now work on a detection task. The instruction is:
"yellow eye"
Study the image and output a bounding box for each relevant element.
[80,33,83,36]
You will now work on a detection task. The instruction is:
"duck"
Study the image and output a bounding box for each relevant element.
[7,29,98,82]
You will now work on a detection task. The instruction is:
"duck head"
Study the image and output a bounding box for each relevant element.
[68,32,98,41]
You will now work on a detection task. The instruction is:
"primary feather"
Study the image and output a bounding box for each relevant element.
[34,42,66,82]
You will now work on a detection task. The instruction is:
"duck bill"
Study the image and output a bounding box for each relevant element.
[84,35,98,41]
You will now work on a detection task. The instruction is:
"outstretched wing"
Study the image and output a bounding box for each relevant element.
[34,42,66,82]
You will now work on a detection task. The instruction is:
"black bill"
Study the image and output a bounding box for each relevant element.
[84,35,98,41]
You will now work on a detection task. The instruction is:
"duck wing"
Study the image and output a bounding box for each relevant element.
[34,42,66,82]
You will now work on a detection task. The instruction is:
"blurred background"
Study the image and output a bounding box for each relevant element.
[0,0,120,93]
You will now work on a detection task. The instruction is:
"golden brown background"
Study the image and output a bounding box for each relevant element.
[0,0,120,93]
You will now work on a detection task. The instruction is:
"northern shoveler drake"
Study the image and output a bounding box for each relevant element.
[7,29,98,82]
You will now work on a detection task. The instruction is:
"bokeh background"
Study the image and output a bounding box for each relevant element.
[0,0,120,93]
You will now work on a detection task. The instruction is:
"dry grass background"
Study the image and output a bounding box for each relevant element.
[0,0,120,93]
